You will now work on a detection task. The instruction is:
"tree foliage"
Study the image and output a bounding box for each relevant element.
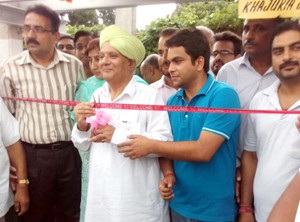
[98,8,115,25]
[67,9,99,26]
[137,1,243,56]
[64,8,115,37]
[66,24,105,37]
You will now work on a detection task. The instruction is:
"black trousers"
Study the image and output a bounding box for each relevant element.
[21,141,82,222]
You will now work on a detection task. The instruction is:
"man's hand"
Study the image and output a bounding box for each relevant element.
[89,125,115,143]
[159,175,175,201]
[117,135,152,159]
[14,185,29,216]
[10,166,18,191]
[74,102,95,131]
[236,167,241,203]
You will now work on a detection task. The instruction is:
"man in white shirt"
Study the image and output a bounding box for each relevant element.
[150,28,178,104]
[217,18,283,203]
[0,97,29,222]
[240,21,300,222]
[72,25,173,222]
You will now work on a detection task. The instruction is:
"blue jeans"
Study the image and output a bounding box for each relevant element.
[171,209,234,222]
[171,210,201,222]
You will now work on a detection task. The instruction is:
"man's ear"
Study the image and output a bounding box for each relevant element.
[128,59,136,72]
[149,66,155,76]
[54,32,60,45]
[195,56,205,71]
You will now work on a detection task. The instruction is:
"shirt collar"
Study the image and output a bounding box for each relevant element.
[101,77,137,101]
[239,53,273,75]
[17,49,70,67]
[177,74,215,98]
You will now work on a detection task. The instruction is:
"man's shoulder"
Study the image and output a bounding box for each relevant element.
[1,51,27,66]
[57,50,82,65]
[150,77,163,88]
[250,81,279,108]
[217,56,247,83]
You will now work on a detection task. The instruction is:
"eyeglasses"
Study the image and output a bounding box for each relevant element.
[23,25,53,34]
[211,50,235,57]
[57,44,75,50]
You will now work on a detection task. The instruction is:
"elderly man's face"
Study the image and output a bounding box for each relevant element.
[99,42,134,83]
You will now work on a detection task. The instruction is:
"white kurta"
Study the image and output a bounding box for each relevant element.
[72,79,172,222]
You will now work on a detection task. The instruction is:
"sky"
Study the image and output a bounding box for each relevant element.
[136,3,177,30]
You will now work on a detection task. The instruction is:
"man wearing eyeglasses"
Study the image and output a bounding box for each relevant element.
[56,35,76,56]
[0,4,84,222]
[211,31,242,76]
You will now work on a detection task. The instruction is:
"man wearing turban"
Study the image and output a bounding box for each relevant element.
[71,25,173,222]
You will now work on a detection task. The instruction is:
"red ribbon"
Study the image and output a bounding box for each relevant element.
[3,96,300,115]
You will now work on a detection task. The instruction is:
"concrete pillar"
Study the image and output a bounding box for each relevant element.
[115,7,137,34]
[0,23,23,63]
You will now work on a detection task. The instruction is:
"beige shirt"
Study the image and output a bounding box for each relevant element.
[0,50,84,144]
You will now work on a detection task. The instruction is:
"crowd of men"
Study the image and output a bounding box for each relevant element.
[0,3,300,222]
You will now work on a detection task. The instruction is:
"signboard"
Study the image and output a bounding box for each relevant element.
[239,0,300,18]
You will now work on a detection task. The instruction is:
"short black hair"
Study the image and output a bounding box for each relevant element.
[25,4,60,32]
[74,30,92,44]
[214,31,243,55]
[58,35,74,42]
[159,28,178,38]
[165,28,210,73]
[271,21,300,46]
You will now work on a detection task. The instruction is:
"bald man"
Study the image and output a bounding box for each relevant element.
[72,25,172,222]
[140,54,163,84]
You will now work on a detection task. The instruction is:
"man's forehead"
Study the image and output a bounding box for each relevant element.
[272,31,300,47]
[244,19,274,26]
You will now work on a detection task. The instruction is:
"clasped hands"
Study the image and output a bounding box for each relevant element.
[74,102,114,143]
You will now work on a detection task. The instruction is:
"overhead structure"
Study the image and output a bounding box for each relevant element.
[0,0,206,26]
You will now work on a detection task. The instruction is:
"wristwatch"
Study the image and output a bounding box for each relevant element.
[18,179,29,185]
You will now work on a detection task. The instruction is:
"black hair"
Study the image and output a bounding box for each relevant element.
[165,28,210,73]
[25,4,60,32]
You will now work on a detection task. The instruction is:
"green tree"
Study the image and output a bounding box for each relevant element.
[66,24,105,37]
[63,8,115,37]
[137,1,243,56]
[67,9,99,26]
[98,8,115,25]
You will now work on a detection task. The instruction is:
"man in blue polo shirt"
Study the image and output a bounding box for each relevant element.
[118,28,241,221]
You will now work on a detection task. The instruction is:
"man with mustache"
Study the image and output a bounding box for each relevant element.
[216,18,283,204]
[211,31,242,76]
[150,28,178,104]
[56,35,76,56]
[0,4,84,222]
[239,21,300,222]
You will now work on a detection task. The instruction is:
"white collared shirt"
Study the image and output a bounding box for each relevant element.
[245,81,300,222]
[217,54,278,163]
[72,78,172,222]
[150,76,177,104]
